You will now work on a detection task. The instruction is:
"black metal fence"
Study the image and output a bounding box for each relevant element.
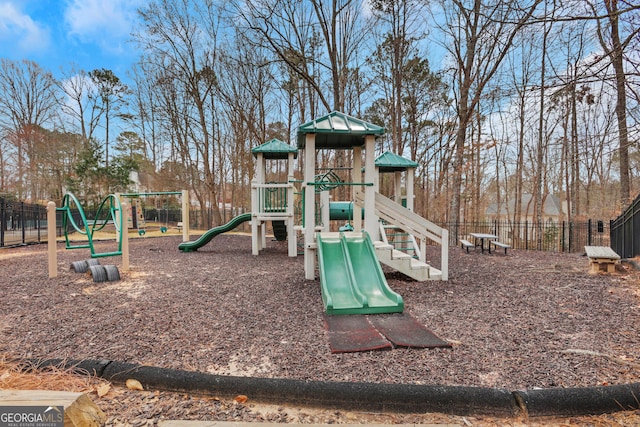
[189,207,251,232]
[0,198,48,247]
[0,198,613,254]
[445,219,610,253]
[611,193,640,259]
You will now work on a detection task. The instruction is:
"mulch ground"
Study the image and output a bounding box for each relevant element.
[1,233,640,425]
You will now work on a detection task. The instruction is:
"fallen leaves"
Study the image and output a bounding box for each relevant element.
[96,383,111,397]
[125,379,144,391]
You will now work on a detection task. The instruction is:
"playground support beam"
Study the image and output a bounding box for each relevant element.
[320,191,330,232]
[181,190,189,242]
[304,133,316,280]
[352,146,362,232]
[48,195,130,277]
[120,190,189,242]
[121,201,130,271]
[364,135,378,239]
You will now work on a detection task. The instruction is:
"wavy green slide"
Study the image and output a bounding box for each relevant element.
[178,212,252,252]
[317,232,404,315]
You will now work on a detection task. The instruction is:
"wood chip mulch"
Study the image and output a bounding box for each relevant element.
[1,234,639,425]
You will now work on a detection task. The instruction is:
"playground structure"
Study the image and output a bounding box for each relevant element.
[178,111,449,315]
[120,191,190,242]
[250,139,298,257]
[47,190,188,278]
[47,192,130,278]
[297,112,448,314]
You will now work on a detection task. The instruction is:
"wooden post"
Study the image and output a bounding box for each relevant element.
[181,189,189,242]
[394,171,402,205]
[352,146,362,232]
[121,201,130,271]
[47,201,57,278]
[321,191,330,232]
[287,152,297,257]
[406,169,414,212]
[364,135,378,239]
[304,133,316,280]
[441,228,449,281]
[251,182,259,255]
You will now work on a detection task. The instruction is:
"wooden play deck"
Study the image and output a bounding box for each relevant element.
[584,245,621,273]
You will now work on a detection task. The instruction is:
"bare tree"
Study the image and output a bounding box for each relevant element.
[434,0,543,234]
[130,62,163,171]
[58,66,103,143]
[0,59,59,200]
[234,0,372,116]
[368,0,429,155]
[135,0,223,226]
[533,5,553,249]
[589,0,640,208]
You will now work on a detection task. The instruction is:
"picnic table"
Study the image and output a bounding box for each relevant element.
[469,232,497,253]
[460,233,511,254]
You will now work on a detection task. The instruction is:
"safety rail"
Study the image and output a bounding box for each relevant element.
[251,182,295,219]
[379,223,421,260]
[355,191,449,280]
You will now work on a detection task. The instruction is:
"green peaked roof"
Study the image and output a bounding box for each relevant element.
[252,139,298,159]
[375,151,418,172]
[297,111,385,149]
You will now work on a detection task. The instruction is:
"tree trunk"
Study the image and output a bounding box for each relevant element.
[606,0,631,207]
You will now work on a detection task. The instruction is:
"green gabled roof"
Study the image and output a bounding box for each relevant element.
[297,111,385,149]
[252,139,298,159]
[375,151,418,172]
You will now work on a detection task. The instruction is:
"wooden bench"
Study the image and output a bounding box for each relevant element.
[584,245,620,273]
[460,239,475,253]
[490,241,511,255]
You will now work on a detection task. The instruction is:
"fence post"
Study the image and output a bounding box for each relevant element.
[20,201,25,244]
[37,204,42,241]
[0,198,4,247]
[587,219,592,246]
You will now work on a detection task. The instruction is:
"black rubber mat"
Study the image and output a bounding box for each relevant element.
[323,314,392,353]
[367,312,451,348]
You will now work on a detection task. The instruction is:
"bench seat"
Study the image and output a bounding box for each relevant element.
[584,245,620,273]
[459,239,475,253]
[490,241,510,254]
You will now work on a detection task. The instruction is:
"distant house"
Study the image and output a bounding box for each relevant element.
[486,194,565,222]
[128,170,156,194]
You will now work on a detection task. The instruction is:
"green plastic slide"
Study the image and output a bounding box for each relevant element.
[178,212,252,252]
[317,231,404,315]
